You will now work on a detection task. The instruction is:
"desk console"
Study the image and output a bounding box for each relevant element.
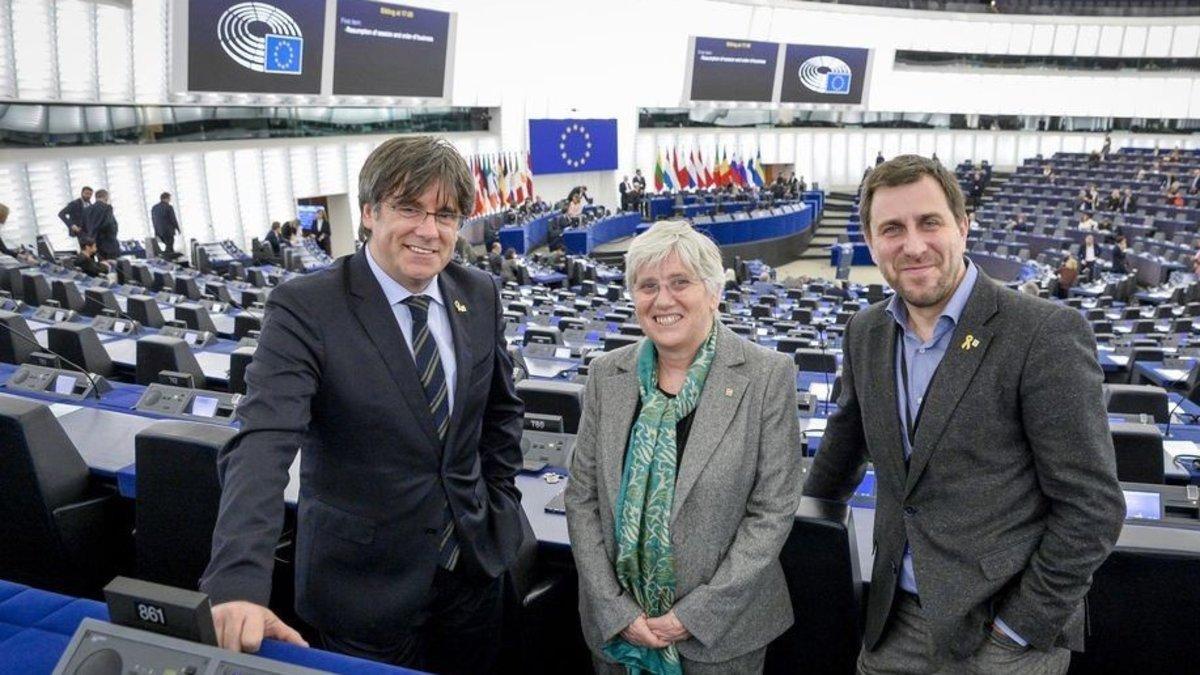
[135,384,240,424]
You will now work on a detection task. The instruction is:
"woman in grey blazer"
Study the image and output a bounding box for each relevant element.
[565,220,802,674]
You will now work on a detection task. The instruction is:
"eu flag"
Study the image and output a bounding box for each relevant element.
[529,119,618,175]
[264,34,304,75]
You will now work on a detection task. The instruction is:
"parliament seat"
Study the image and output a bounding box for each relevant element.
[233,312,263,340]
[516,379,584,433]
[173,303,218,334]
[1104,384,1169,423]
[228,346,255,394]
[0,310,40,365]
[126,295,165,329]
[50,279,85,313]
[794,349,837,373]
[1109,423,1165,484]
[47,324,113,377]
[174,276,203,301]
[21,272,51,307]
[0,394,125,597]
[135,420,237,590]
[83,288,120,318]
[135,335,205,387]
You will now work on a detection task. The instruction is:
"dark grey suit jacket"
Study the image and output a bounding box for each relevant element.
[803,272,1124,660]
[200,249,527,644]
[84,202,119,259]
[566,323,801,663]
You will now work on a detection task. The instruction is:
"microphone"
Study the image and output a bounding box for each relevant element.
[1160,368,1195,440]
[0,317,110,401]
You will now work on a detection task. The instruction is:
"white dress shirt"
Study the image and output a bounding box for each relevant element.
[365,246,457,413]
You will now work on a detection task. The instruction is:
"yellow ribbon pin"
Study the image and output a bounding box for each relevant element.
[960,334,980,351]
[454,300,467,313]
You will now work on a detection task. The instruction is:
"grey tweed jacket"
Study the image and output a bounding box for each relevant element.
[565,322,802,664]
[804,271,1125,660]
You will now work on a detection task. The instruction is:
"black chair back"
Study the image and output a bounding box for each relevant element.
[126,295,165,329]
[174,303,218,334]
[135,335,205,386]
[135,420,237,589]
[1109,423,1165,484]
[51,280,85,312]
[0,310,39,365]
[47,324,114,377]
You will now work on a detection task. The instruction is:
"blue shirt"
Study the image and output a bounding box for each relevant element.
[365,246,457,413]
[883,260,1026,646]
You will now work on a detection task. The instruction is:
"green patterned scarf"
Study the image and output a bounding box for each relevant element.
[603,322,719,675]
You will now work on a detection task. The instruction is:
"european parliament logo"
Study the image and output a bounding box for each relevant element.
[798,55,852,95]
[217,2,304,75]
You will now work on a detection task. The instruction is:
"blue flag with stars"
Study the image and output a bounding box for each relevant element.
[264,34,303,75]
[528,119,618,175]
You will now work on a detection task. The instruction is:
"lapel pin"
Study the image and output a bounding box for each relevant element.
[725,387,734,397]
[453,300,467,313]
[960,334,980,351]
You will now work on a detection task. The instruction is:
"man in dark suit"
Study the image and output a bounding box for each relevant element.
[150,192,181,256]
[200,136,527,674]
[1111,234,1130,275]
[57,186,92,242]
[618,176,630,211]
[71,237,109,277]
[804,155,1124,673]
[486,241,503,276]
[313,208,332,255]
[264,222,283,256]
[1120,188,1138,213]
[83,189,119,260]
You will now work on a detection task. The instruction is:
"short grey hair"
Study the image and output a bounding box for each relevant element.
[624,220,725,299]
[358,136,474,217]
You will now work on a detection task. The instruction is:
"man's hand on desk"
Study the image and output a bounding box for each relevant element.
[212,601,308,653]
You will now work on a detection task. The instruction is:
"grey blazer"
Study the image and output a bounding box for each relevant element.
[804,272,1125,660]
[565,322,802,664]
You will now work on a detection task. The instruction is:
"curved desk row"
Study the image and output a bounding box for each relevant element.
[499,212,557,254]
[562,213,641,255]
[638,203,816,267]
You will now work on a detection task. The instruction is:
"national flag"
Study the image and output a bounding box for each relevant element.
[472,157,486,216]
[525,151,535,198]
[486,157,500,210]
[699,149,713,188]
[718,149,731,187]
[654,152,665,192]
[672,149,689,189]
[497,155,509,207]
[750,150,766,187]
[662,151,676,191]
[514,154,526,204]
[687,151,702,190]
[730,153,745,186]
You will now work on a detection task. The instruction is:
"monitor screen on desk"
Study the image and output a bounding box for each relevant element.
[554,347,571,360]
[188,395,219,418]
[113,320,128,333]
[54,374,78,396]
[854,469,876,499]
[183,332,198,346]
[1123,490,1163,521]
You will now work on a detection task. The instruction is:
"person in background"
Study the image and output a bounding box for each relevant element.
[314,208,332,255]
[632,169,647,194]
[57,186,92,243]
[1081,233,1099,281]
[1056,255,1079,299]
[619,176,631,212]
[875,150,885,166]
[544,243,567,272]
[1078,212,1098,232]
[487,242,503,276]
[151,192,181,256]
[567,220,800,675]
[565,192,585,221]
[72,237,109,278]
[0,203,35,262]
[1101,134,1112,159]
[265,222,283,255]
[1120,187,1138,213]
[1103,189,1121,212]
[500,247,521,284]
[453,232,475,264]
[84,189,120,261]
[1111,234,1130,275]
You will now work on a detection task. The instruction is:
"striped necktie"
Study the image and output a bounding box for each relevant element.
[403,294,459,570]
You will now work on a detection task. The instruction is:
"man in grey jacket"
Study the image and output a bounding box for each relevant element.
[804,155,1124,673]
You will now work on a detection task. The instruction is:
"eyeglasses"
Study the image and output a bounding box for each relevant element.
[390,203,462,229]
[634,276,700,298]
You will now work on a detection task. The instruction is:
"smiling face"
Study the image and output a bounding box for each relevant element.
[633,250,718,357]
[865,175,968,311]
[362,182,459,293]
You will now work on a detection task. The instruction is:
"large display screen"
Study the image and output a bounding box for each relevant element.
[688,37,779,103]
[184,0,328,95]
[333,0,454,97]
[779,43,870,105]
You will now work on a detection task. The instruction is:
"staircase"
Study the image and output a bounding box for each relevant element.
[800,190,857,261]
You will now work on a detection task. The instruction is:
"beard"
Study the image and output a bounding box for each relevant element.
[889,256,962,309]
